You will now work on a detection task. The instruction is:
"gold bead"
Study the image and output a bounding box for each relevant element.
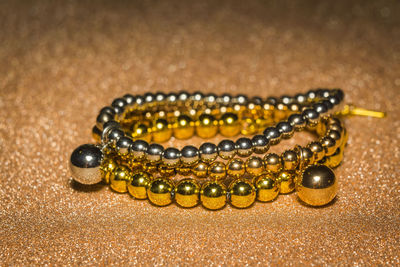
[147,178,174,206]
[274,103,288,122]
[151,118,172,143]
[143,162,157,174]
[264,153,282,173]
[196,114,218,138]
[192,161,208,178]
[245,156,264,176]
[277,171,295,194]
[174,178,200,208]
[157,164,176,177]
[315,121,327,137]
[229,179,256,208]
[177,166,192,176]
[110,166,131,193]
[325,147,344,168]
[200,181,227,210]
[173,114,195,140]
[297,164,338,206]
[308,141,326,162]
[208,161,226,180]
[321,136,337,156]
[327,129,342,150]
[254,173,280,202]
[227,158,245,177]
[127,172,151,199]
[282,150,299,171]
[219,112,241,137]
[130,123,152,142]
[301,147,315,167]
[100,157,117,184]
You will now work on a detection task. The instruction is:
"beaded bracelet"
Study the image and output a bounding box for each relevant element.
[69,88,383,209]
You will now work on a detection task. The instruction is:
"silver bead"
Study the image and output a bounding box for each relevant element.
[263,127,281,145]
[322,99,333,110]
[302,108,320,127]
[101,121,120,143]
[135,95,145,105]
[205,93,217,103]
[123,94,136,106]
[218,139,236,160]
[220,94,232,105]
[178,91,190,101]
[266,97,278,105]
[288,114,306,131]
[144,92,155,103]
[155,92,166,102]
[107,128,124,146]
[96,112,114,130]
[281,95,292,105]
[252,134,270,154]
[306,90,317,100]
[146,143,164,163]
[313,103,328,114]
[199,142,218,162]
[236,137,253,157]
[334,89,344,101]
[69,144,103,185]
[191,91,204,101]
[162,147,181,166]
[328,95,340,106]
[116,136,133,156]
[236,94,248,105]
[276,121,294,139]
[252,96,263,105]
[99,106,116,116]
[167,93,178,102]
[181,145,199,165]
[111,97,127,109]
[113,106,124,115]
[130,140,149,159]
[295,93,307,104]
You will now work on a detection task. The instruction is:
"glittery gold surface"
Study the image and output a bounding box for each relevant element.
[1,0,400,265]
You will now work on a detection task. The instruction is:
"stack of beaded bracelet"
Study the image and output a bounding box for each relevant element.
[70,88,347,209]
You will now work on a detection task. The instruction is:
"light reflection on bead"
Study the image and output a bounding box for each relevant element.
[173,114,195,140]
[147,178,174,206]
[245,156,264,176]
[264,153,282,173]
[308,141,326,162]
[254,173,280,202]
[277,171,295,194]
[175,179,200,208]
[110,166,131,193]
[227,158,245,177]
[127,172,151,199]
[193,161,208,178]
[219,113,241,137]
[208,161,226,180]
[196,114,218,138]
[200,181,227,210]
[229,179,256,208]
[282,150,299,171]
[151,118,172,143]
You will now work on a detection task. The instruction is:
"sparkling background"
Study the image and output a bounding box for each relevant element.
[0,0,399,265]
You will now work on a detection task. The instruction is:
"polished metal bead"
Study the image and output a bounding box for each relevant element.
[227,158,245,177]
[146,143,164,163]
[236,137,253,157]
[282,150,299,171]
[252,96,263,105]
[301,146,315,166]
[236,94,248,105]
[152,118,172,143]
[329,123,344,136]
[276,121,294,139]
[96,112,114,130]
[325,147,344,168]
[130,140,149,160]
[327,129,342,150]
[110,165,131,193]
[92,126,102,143]
[178,91,190,101]
[306,90,317,100]
[229,179,256,208]
[329,95,340,106]
[199,142,218,162]
[295,93,307,104]
[193,161,208,178]
[263,127,281,145]
[289,102,301,113]
[111,97,127,109]
[123,94,136,106]
[181,145,200,166]
[288,113,306,132]
[254,173,280,202]
[218,139,237,160]
[155,92,166,102]
[162,147,181,167]
[200,181,227,210]
[220,93,232,105]
[313,102,328,114]
[297,165,338,206]
[173,114,195,140]
[130,123,152,142]
[252,134,270,154]
[205,93,217,103]
[266,96,278,105]
[320,136,337,156]
[174,179,200,208]
[135,95,145,105]
[167,93,178,102]
[322,99,333,110]
[144,92,155,103]
[334,88,344,101]
[100,157,117,184]
[191,91,204,101]
[302,108,320,128]
[127,172,151,199]
[277,171,295,194]
[219,113,241,137]
[196,113,218,138]
[208,161,226,180]
[69,144,103,185]
[99,106,116,116]
[264,153,282,173]
[308,141,326,162]
[245,156,264,176]
[107,128,124,146]
[116,136,133,157]
[147,178,174,206]
[281,95,292,105]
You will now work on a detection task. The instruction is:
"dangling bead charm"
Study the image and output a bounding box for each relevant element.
[69,144,103,185]
[296,165,338,206]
